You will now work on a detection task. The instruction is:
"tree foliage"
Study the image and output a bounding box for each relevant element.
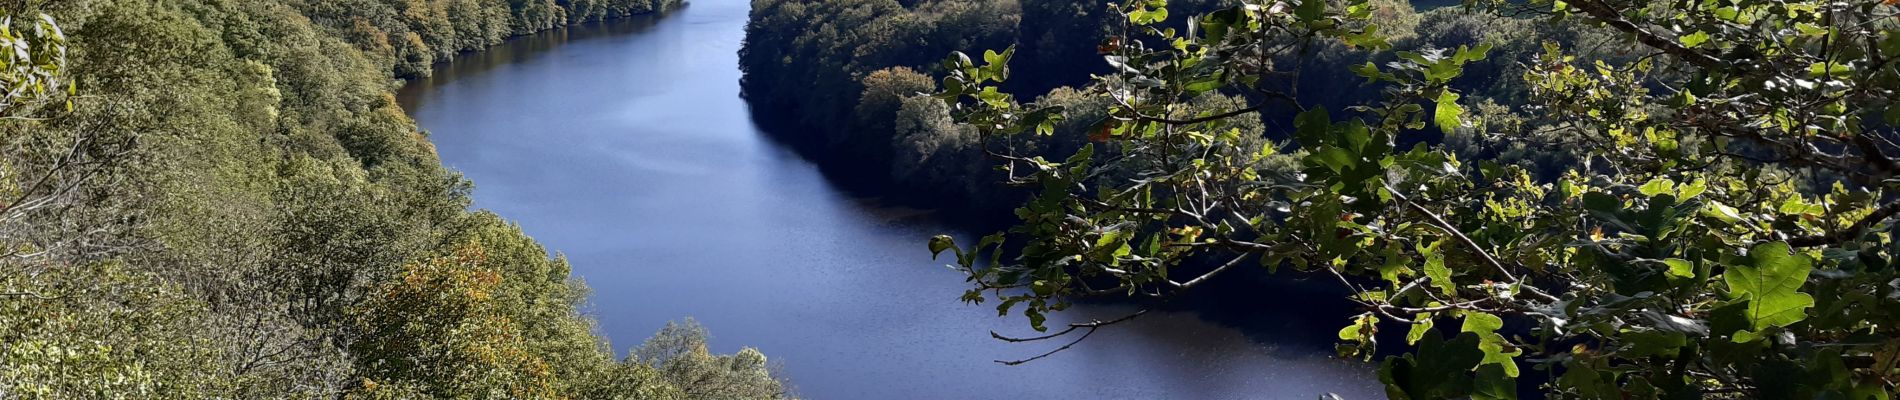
[292,0,679,77]
[633,319,787,400]
[925,0,1900,397]
[0,2,789,398]
[742,0,1250,216]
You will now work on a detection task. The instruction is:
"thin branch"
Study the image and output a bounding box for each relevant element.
[998,326,1100,366]
[1386,184,1560,303]
[1847,132,1900,175]
[1136,103,1265,126]
[1568,0,1728,71]
[992,308,1150,365]
[1167,253,1250,289]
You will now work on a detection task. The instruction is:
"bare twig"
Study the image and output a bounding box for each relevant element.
[992,308,1150,365]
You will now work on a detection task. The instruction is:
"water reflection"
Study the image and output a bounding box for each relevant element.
[398,14,669,109]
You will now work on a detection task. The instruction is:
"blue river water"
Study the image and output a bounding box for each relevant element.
[396,1,1380,398]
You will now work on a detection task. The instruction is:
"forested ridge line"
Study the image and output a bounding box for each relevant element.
[307,0,684,78]
[0,0,789,398]
[738,0,1622,227]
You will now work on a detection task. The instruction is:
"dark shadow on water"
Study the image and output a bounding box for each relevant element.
[396,10,676,111]
[741,84,1374,367]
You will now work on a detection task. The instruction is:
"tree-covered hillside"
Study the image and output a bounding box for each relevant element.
[0,0,788,398]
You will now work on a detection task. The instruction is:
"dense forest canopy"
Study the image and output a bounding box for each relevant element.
[745,0,1900,397]
[0,0,789,398]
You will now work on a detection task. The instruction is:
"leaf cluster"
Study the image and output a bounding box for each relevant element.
[928,0,1900,397]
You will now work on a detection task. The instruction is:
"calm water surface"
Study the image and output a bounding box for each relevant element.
[397,2,1378,398]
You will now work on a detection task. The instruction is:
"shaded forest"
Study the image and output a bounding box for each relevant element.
[739,0,1629,219]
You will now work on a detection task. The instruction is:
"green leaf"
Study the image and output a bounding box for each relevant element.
[1200,8,1241,43]
[1424,242,1454,296]
[1779,196,1823,216]
[1294,108,1332,148]
[1850,379,1892,400]
[1130,6,1170,25]
[1337,118,1372,152]
[1663,258,1695,280]
[1453,43,1493,64]
[1807,62,1853,79]
[1724,242,1815,332]
[1581,192,1621,214]
[1380,332,1484,398]
[1296,0,1326,22]
[1351,61,1382,82]
[1406,315,1434,345]
[1461,313,1520,377]
[1703,202,1743,224]
[1434,91,1464,133]
[1638,178,1674,197]
[1031,280,1054,296]
[1471,364,1517,400]
[1676,179,1706,199]
[1620,329,1687,358]
[1026,308,1048,332]
[1558,360,1618,400]
[1667,91,1698,107]
[1310,147,1358,173]
[1461,312,1503,335]
[1679,30,1710,48]
[1337,314,1380,359]
[928,235,956,259]
[1378,243,1412,285]
[1340,25,1389,50]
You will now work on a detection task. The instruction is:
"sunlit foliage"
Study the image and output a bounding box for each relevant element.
[925,0,1900,397]
[0,2,787,398]
[293,0,682,77]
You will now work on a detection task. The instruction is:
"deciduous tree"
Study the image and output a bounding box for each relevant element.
[930,0,1900,397]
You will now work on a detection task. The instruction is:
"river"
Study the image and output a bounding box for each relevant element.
[395,1,1379,398]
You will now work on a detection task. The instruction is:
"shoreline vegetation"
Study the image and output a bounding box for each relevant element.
[2,0,790,398]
